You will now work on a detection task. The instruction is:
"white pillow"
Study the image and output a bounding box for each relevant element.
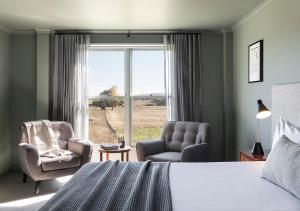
[285,120,300,144]
[272,117,284,148]
[272,117,300,148]
[262,135,300,199]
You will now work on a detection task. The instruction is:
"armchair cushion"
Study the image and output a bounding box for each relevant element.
[181,143,209,162]
[146,152,181,162]
[68,138,93,164]
[41,153,81,171]
[136,139,166,161]
[162,121,210,152]
[52,122,74,149]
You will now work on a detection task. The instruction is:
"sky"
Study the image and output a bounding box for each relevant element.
[88,50,165,97]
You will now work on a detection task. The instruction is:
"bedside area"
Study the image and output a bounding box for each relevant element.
[239,150,270,161]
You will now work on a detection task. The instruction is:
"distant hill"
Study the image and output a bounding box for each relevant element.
[89,93,165,98]
[134,93,165,97]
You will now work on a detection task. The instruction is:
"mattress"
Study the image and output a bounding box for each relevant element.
[170,161,300,211]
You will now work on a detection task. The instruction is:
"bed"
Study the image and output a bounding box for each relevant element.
[40,83,300,211]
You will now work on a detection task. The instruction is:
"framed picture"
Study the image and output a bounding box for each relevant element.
[248,40,263,83]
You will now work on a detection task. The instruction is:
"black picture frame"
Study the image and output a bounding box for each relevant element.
[248,40,263,83]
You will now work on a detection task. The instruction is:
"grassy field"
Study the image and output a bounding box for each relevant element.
[132,127,161,142]
[89,99,167,144]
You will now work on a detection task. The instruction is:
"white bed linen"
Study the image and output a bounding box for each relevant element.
[170,161,300,211]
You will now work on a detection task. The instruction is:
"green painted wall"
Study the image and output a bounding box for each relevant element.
[201,33,226,161]
[36,33,50,119]
[223,31,234,161]
[10,33,37,167]
[233,0,300,153]
[0,29,11,175]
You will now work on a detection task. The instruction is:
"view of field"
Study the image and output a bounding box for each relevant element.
[89,98,167,145]
[88,49,166,146]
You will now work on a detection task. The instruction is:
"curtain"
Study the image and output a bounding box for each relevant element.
[49,34,90,139]
[164,33,202,122]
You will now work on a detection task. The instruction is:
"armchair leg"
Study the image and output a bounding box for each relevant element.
[35,181,41,195]
[22,173,28,183]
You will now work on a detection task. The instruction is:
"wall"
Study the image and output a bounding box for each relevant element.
[10,33,37,167]
[90,34,163,44]
[233,0,300,154]
[201,33,226,161]
[223,31,235,160]
[36,32,50,119]
[0,29,11,175]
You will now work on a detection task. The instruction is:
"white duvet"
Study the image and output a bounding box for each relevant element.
[170,161,300,211]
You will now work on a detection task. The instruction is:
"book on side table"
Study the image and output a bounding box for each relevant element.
[100,144,119,150]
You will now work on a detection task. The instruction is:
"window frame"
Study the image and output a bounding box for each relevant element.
[90,43,165,146]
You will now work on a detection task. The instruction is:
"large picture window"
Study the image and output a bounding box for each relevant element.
[88,44,166,146]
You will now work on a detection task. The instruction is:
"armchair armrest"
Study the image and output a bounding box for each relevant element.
[181,143,209,162]
[136,139,166,161]
[68,138,93,164]
[18,143,42,180]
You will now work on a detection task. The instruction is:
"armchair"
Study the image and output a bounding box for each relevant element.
[18,121,93,194]
[136,121,210,162]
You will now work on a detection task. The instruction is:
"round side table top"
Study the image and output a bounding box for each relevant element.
[98,146,131,153]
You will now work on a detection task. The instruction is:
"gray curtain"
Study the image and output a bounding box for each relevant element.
[49,33,90,139]
[164,34,202,122]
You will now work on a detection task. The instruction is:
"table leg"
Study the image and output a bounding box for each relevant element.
[100,152,103,161]
[106,153,109,160]
[126,151,129,161]
[121,152,124,161]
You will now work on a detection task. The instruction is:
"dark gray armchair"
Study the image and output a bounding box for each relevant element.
[136,121,210,162]
[18,121,93,194]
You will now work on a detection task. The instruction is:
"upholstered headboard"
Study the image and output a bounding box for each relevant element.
[272,83,300,135]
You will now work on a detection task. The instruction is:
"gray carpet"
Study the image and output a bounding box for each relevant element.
[0,171,69,211]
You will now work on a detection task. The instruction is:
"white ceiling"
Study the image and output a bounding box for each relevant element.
[0,0,264,31]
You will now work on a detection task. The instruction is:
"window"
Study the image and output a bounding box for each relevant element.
[88,44,166,146]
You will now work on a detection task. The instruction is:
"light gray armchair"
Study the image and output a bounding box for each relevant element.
[18,121,93,194]
[136,121,210,162]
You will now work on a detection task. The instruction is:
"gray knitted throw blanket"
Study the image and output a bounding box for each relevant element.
[40,160,172,211]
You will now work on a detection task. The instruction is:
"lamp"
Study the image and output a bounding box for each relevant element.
[252,99,271,156]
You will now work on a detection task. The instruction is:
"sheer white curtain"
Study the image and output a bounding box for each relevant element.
[164,36,177,121]
[74,40,90,139]
[50,34,90,140]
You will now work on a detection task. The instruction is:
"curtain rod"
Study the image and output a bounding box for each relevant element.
[53,29,222,35]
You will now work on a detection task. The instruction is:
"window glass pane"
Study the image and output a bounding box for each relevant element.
[131,50,167,144]
[89,50,124,97]
[131,50,165,96]
[88,50,125,144]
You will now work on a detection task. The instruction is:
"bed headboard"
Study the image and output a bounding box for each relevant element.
[272,83,300,135]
